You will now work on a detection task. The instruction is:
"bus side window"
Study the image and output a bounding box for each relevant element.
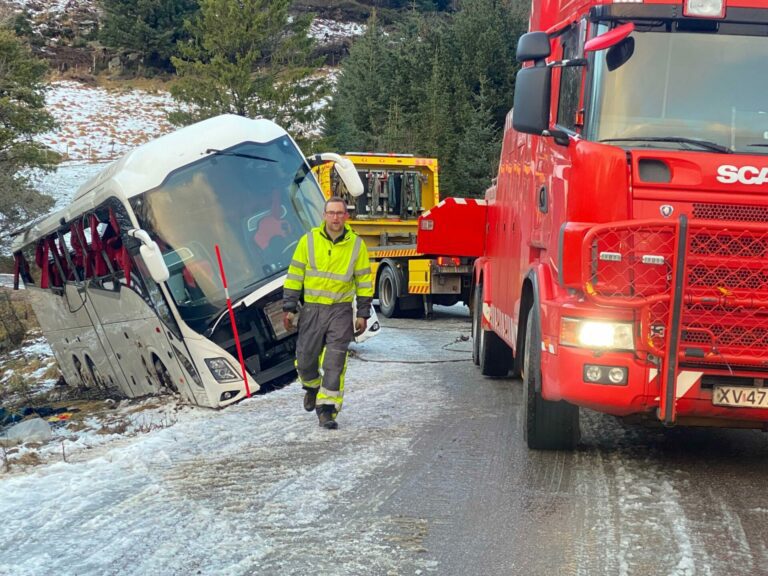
[14,251,34,286]
[19,245,41,286]
[71,220,89,280]
[57,229,80,282]
[104,207,132,287]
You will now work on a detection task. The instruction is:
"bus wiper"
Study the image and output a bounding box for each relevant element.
[746,143,768,147]
[599,137,733,154]
[205,149,277,162]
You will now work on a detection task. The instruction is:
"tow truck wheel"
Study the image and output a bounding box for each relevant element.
[471,287,481,366]
[477,285,513,377]
[522,307,580,450]
[378,265,401,318]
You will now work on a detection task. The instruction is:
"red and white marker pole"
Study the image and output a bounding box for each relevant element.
[215,244,251,398]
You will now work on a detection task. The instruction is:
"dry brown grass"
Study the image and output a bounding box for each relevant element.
[95,75,179,94]
[0,289,39,351]
[14,452,42,467]
[96,418,130,435]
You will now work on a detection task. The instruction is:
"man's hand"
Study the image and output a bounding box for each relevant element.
[283,312,296,332]
[354,316,367,336]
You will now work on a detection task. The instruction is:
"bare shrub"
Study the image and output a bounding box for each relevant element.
[0,290,26,352]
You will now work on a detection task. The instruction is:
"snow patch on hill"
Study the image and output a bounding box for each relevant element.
[39,81,177,161]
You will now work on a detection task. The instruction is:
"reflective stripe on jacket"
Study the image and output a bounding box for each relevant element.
[283,224,373,314]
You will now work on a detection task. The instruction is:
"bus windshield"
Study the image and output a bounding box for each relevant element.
[131,137,325,331]
[588,29,768,154]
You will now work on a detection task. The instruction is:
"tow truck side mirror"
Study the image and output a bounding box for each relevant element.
[512,65,552,135]
[127,229,170,283]
[513,31,553,136]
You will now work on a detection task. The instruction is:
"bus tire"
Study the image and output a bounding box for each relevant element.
[73,356,88,388]
[378,265,401,318]
[154,357,178,394]
[477,285,512,377]
[522,306,580,450]
[86,356,108,391]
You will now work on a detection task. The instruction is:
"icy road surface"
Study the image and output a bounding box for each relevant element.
[0,309,470,576]
[3,308,768,575]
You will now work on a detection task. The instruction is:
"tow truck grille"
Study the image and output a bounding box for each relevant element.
[693,202,768,223]
[583,220,768,369]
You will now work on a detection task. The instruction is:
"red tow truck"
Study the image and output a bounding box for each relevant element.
[419,0,768,449]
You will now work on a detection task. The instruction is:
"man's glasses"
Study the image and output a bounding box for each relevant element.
[325,211,346,217]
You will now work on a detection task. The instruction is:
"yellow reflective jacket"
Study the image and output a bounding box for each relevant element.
[283,224,374,317]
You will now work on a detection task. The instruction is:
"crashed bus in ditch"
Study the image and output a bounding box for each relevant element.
[11,114,366,408]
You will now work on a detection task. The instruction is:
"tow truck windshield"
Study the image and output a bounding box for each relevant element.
[587,27,768,154]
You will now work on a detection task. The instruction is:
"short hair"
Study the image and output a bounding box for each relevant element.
[324,196,347,212]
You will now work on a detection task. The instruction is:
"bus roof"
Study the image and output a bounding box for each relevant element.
[12,114,290,250]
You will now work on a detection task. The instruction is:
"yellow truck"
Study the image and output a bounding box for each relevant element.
[314,153,473,317]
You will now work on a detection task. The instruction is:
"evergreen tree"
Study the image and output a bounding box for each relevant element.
[451,0,527,128]
[450,84,499,197]
[323,0,527,197]
[99,0,199,73]
[322,12,393,152]
[0,29,59,255]
[169,0,325,140]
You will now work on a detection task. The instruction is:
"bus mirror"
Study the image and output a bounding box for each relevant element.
[309,152,364,197]
[127,229,170,283]
[333,157,364,197]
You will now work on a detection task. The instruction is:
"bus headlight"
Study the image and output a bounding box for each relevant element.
[204,357,240,382]
[560,317,635,350]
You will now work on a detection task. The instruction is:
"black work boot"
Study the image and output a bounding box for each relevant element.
[317,405,338,430]
[303,387,318,412]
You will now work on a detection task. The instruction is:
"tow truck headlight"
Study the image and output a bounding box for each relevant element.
[560,317,635,350]
[204,357,240,382]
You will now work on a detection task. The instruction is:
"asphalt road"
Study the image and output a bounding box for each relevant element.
[374,307,768,576]
[4,306,768,576]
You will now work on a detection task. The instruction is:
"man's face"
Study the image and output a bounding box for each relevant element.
[324,201,347,234]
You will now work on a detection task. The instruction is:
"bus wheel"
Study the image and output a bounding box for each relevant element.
[73,357,89,388]
[86,356,108,391]
[378,265,401,318]
[522,307,580,450]
[154,357,178,394]
[477,285,512,377]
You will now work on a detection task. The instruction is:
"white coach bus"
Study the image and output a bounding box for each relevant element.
[10,114,365,408]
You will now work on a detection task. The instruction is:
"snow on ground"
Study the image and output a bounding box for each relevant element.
[310,19,366,43]
[30,160,110,208]
[0,332,59,407]
[0,274,24,289]
[39,81,178,162]
[7,0,95,16]
[0,312,472,575]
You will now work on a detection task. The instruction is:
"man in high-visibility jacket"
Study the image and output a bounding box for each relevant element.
[282,196,374,429]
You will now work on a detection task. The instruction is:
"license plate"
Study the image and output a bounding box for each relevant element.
[713,386,768,409]
[264,300,291,340]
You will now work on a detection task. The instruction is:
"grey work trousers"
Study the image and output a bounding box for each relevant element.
[295,302,354,411]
